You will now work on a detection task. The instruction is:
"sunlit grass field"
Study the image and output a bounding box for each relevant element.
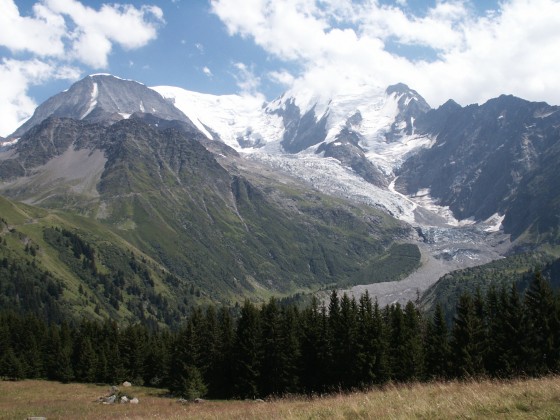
[2,376,560,419]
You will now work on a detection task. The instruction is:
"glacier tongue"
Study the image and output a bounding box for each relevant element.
[250,151,418,224]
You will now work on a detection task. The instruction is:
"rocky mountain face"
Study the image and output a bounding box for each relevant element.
[0,79,419,315]
[397,95,560,240]
[9,74,195,139]
[2,73,560,320]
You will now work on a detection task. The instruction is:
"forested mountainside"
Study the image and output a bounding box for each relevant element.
[1,272,559,400]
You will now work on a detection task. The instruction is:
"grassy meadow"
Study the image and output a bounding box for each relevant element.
[2,376,560,419]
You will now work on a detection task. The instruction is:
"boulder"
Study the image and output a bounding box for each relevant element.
[121,396,129,403]
[102,395,116,404]
[130,398,139,404]
[122,381,132,387]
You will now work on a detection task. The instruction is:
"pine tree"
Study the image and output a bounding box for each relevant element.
[388,303,409,381]
[0,347,25,380]
[73,334,98,382]
[501,283,529,376]
[45,325,73,382]
[168,311,208,398]
[233,300,262,398]
[338,293,359,389]
[207,307,235,398]
[300,297,330,393]
[402,301,425,381]
[371,298,390,384]
[259,298,284,396]
[120,324,149,384]
[524,271,558,374]
[143,330,171,387]
[451,293,485,378]
[424,303,450,379]
[278,305,301,394]
[355,292,376,387]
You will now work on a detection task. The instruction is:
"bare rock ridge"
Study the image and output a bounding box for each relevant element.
[397,94,560,239]
[9,74,196,139]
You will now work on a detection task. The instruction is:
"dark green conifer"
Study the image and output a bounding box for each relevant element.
[233,300,262,398]
[524,271,558,374]
[451,293,485,378]
[424,303,450,379]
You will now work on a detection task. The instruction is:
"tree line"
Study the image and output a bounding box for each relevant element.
[1,272,559,399]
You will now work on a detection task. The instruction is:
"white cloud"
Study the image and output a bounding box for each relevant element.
[268,70,295,87]
[202,66,213,77]
[42,0,164,68]
[0,58,80,136]
[232,62,262,95]
[0,0,163,136]
[211,0,560,107]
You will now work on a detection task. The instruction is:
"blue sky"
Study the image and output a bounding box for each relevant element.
[1,0,560,136]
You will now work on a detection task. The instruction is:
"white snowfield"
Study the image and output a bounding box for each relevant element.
[153,86,285,151]
[81,81,98,120]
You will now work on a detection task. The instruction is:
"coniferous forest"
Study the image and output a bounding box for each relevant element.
[1,272,559,400]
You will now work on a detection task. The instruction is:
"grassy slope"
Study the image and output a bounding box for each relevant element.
[0,195,198,325]
[2,376,560,419]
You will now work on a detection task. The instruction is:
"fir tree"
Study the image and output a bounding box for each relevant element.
[233,300,262,398]
[524,271,558,374]
[424,303,450,379]
[451,293,485,378]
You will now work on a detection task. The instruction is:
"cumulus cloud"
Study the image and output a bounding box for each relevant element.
[232,62,262,95]
[0,58,81,136]
[268,70,295,87]
[211,0,560,107]
[0,0,163,136]
[36,0,164,68]
[202,66,213,77]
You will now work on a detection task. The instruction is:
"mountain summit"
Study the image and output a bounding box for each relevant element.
[10,74,195,139]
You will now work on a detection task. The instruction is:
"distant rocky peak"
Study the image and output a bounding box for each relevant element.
[385,83,431,142]
[10,74,194,139]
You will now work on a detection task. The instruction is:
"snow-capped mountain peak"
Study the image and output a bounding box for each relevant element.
[10,74,193,138]
[153,86,285,151]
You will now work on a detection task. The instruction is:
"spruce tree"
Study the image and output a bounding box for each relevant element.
[424,303,450,379]
[337,293,359,388]
[0,347,25,380]
[371,298,390,384]
[208,307,235,398]
[524,271,558,374]
[356,292,376,387]
[259,298,285,396]
[233,300,262,398]
[402,301,425,381]
[168,312,208,398]
[501,283,528,376]
[300,297,330,393]
[451,293,485,378]
[73,334,98,382]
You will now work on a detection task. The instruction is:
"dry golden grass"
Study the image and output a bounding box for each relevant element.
[1,376,560,419]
